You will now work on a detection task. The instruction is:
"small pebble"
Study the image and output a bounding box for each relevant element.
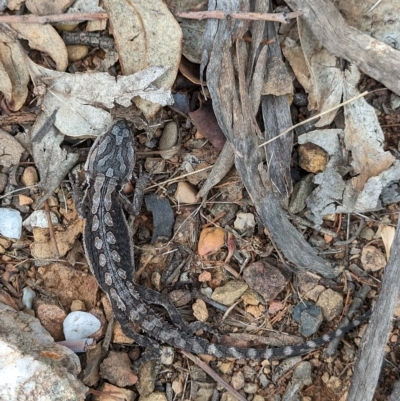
[0,207,22,239]
[18,194,33,206]
[316,289,343,321]
[361,245,386,272]
[22,287,36,309]
[175,181,197,204]
[159,121,178,159]
[233,212,255,235]
[70,300,86,312]
[63,311,101,341]
[21,166,39,187]
[67,45,89,62]
[23,210,59,231]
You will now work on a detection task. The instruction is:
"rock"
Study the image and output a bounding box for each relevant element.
[298,304,323,337]
[289,174,315,214]
[210,203,240,226]
[272,356,302,382]
[70,299,86,312]
[63,311,101,341]
[0,172,7,193]
[174,181,197,204]
[360,227,375,241]
[22,286,36,309]
[0,207,22,239]
[211,280,248,306]
[23,210,59,230]
[168,289,192,307]
[100,351,137,387]
[233,212,256,235]
[160,347,174,365]
[159,121,178,159]
[282,362,312,400]
[137,360,157,396]
[139,392,168,401]
[303,284,325,302]
[221,393,240,401]
[243,260,290,302]
[390,93,400,109]
[0,237,11,249]
[316,289,343,321]
[309,234,327,249]
[242,289,263,306]
[0,130,25,170]
[243,383,258,394]
[94,383,136,401]
[112,321,134,344]
[298,143,328,173]
[231,370,245,390]
[35,298,67,341]
[18,194,33,206]
[21,166,39,187]
[246,305,262,318]
[0,302,87,400]
[67,45,89,61]
[293,92,308,107]
[218,361,234,374]
[361,245,386,272]
[172,377,183,394]
[36,263,98,311]
[300,307,323,336]
[198,227,225,256]
[192,299,208,322]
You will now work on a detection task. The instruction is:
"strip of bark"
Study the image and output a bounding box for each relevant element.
[201,0,340,278]
[347,218,400,401]
[285,0,400,95]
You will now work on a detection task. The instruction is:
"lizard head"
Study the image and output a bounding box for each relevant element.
[85,120,135,184]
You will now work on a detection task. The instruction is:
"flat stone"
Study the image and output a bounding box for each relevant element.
[211,280,248,306]
[100,351,137,387]
[243,260,290,302]
[289,174,315,214]
[361,245,386,272]
[35,298,66,341]
[316,289,343,321]
[174,181,197,204]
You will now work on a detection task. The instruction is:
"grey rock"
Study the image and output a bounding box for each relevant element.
[0,302,87,401]
[289,174,315,214]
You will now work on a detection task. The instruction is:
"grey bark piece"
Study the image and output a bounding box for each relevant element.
[201,0,341,278]
[0,302,87,401]
[346,218,400,401]
[261,17,294,200]
[285,0,400,95]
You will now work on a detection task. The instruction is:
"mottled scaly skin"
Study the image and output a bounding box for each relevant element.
[79,120,371,362]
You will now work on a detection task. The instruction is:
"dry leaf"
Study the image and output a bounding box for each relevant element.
[0,41,29,111]
[282,21,344,127]
[103,0,182,120]
[381,225,396,259]
[26,0,74,15]
[10,22,68,71]
[343,69,395,190]
[27,58,173,138]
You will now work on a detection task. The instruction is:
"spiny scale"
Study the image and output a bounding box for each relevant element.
[78,120,371,362]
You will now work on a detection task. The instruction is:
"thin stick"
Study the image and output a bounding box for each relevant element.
[0,12,108,24]
[258,91,369,148]
[174,10,302,24]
